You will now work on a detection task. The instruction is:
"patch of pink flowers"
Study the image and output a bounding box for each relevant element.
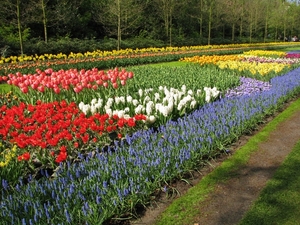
[285,53,300,59]
[3,67,133,94]
[242,56,300,64]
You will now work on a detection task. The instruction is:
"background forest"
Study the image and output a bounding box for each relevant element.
[1,0,300,57]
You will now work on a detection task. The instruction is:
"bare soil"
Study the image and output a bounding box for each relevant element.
[106,99,300,225]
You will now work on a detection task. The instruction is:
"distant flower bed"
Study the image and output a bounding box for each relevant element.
[180,51,300,78]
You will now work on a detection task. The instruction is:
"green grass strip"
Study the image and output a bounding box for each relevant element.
[239,140,300,225]
[0,84,13,93]
[155,97,300,225]
[128,61,190,69]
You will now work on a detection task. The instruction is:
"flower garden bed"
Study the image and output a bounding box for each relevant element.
[1,49,300,224]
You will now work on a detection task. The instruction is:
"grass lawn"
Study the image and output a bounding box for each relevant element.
[0,84,13,93]
[277,46,300,52]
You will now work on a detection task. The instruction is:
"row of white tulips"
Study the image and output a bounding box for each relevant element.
[78,85,220,125]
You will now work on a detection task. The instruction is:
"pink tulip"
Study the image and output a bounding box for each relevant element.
[31,83,39,90]
[21,86,28,93]
[16,72,22,77]
[45,68,53,74]
[128,72,134,78]
[73,87,80,93]
[37,86,45,92]
[54,87,60,94]
[96,80,103,85]
[112,83,118,89]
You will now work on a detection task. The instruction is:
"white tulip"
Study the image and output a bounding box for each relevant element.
[177,102,184,111]
[196,89,202,96]
[119,96,125,103]
[126,95,133,103]
[188,89,193,95]
[98,98,103,105]
[143,96,151,104]
[90,105,97,114]
[106,108,112,117]
[135,105,144,114]
[78,102,85,110]
[190,100,197,108]
[138,89,143,97]
[82,105,90,115]
[154,93,160,102]
[115,96,121,104]
[146,101,154,115]
[117,110,125,118]
[147,115,156,123]
[132,99,139,106]
[95,102,102,109]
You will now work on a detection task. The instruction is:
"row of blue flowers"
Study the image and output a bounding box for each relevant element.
[1,67,300,224]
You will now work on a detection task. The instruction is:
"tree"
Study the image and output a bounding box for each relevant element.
[0,0,32,56]
[191,0,222,44]
[92,0,145,50]
[219,0,244,42]
[152,0,179,46]
[243,0,266,42]
[191,0,208,43]
[206,0,223,44]
[25,0,50,43]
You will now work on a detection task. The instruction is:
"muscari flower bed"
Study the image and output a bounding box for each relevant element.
[1,54,300,225]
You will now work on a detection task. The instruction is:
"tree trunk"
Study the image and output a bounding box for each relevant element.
[264,17,268,43]
[41,0,48,43]
[232,23,235,41]
[16,0,24,56]
[239,0,244,39]
[249,24,252,43]
[169,13,172,46]
[208,2,212,45]
[199,0,203,42]
[117,0,121,50]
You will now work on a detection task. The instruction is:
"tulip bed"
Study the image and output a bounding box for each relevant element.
[1,42,300,76]
[1,49,300,224]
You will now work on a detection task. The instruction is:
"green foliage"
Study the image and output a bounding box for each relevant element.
[129,63,240,92]
[0,25,20,45]
[0,25,31,56]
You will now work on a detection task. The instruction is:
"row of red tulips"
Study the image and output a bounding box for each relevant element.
[0,99,147,167]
